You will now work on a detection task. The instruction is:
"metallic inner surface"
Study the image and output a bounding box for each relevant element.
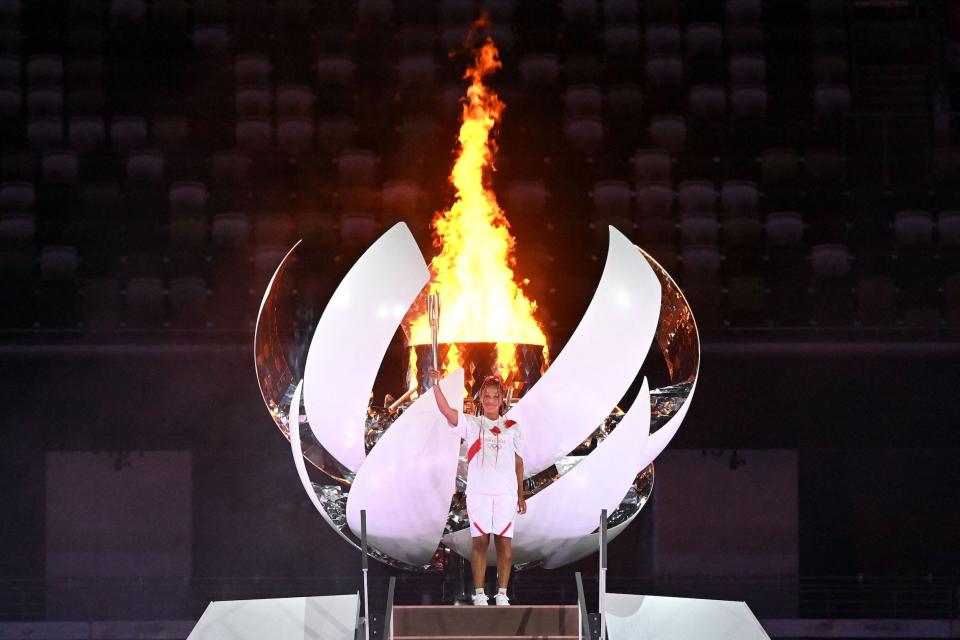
[254,240,700,572]
[253,245,355,486]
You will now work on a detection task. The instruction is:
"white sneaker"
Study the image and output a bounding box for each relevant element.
[471,592,489,606]
[494,592,510,606]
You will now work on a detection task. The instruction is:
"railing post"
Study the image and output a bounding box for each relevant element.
[361,509,370,640]
[383,576,396,640]
[599,508,608,640]
[575,571,591,640]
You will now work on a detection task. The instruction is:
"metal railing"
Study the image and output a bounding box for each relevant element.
[382,576,396,640]
[575,572,592,640]
[599,508,608,640]
[358,509,370,640]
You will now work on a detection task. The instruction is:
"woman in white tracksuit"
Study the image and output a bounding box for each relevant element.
[428,368,526,606]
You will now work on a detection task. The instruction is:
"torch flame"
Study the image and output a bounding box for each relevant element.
[407,37,548,381]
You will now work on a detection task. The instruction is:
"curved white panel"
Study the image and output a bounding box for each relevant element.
[287,381,357,550]
[507,227,661,475]
[345,370,465,566]
[605,594,772,640]
[638,377,698,472]
[541,512,637,569]
[303,223,430,472]
[444,379,652,567]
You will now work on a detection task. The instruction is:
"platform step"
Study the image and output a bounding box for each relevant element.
[392,605,579,639]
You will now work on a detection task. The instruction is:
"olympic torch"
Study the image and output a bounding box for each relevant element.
[427,293,440,381]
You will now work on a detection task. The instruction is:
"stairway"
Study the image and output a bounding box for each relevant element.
[391,605,580,640]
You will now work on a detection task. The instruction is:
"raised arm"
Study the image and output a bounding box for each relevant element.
[427,368,459,426]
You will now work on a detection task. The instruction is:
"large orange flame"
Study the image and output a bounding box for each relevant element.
[407,38,548,381]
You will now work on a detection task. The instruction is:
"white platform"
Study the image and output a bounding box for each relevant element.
[187,593,359,640]
[606,593,771,640]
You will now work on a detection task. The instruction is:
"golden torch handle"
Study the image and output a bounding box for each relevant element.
[427,293,440,379]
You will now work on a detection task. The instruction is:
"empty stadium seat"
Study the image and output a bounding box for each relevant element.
[815,84,852,116]
[646,23,682,55]
[649,115,687,154]
[169,276,208,328]
[317,55,356,87]
[645,55,684,88]
[339,212,378,248]
[169,217,207,248]
[690,85,727,122]
[686,23,723,59]
[591,181,632,217]
[678,180,716,213]
[0,181,35,212]
[235,117,272,152]
[856,275,897,326]
[27,87,62,116]
[565,85,603,117]
[766,211,805,246]
[506,181,550,219]
[729,54,766,84]
[110,117,148,154]
[563,116,604,155]
[82,277,123,330]
[153,117,190,151]
[726,275,766,325]
[337,149,377,186]
[109,0,146,22]
[276,85,314,117]
[192,24,231,56]
[894,210,934,246]
[211,150,252,183]
[0,212,35,247]
[811,243,851,279]
[382,180,424,218]
[518,54,560,87]
[607,84,643,121]
[398,55,437,87]
[277,117,315,156]
[126,150,164,184]
[41,151,79,182]
[234,54,272,87]
[235,87,272,117]
[169,181,208,217]
[633,181,672,218]
[605,25,641,55]
[632,149,672,183]
[211,213,251,249]
[720,180,760,217]
[125,276,165,328]
[680,213,718,245]
[27,117,63,150]
[27,55,63,86]
[254,214,296,247]
[939,211,960,247]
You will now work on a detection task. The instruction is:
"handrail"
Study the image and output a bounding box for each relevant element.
[575,571,592,640]
[599,508,608,640]
[354,589,364,640]
[383,576,397,640]
[359,510,370,640]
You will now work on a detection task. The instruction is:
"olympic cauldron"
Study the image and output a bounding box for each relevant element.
[254,223,699,571]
